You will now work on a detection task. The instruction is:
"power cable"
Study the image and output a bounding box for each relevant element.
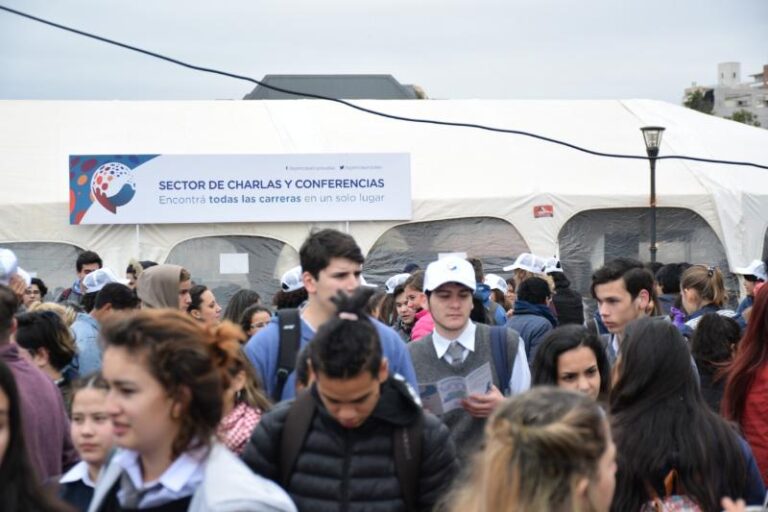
[1,3,767,170]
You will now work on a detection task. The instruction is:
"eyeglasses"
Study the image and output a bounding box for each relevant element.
[250,321,269,330]
[744,275,760,283]
[24,289,41,296]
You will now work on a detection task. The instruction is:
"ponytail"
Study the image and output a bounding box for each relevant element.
[681,264,727,308]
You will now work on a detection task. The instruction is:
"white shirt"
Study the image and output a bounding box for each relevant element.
[114,447,205,509]
[60,460,96,488]
[431,322,531,395]
[611,333,620,358]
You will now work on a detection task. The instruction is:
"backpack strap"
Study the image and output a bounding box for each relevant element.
[274,308,301,402]
[279,389,316,488]
[490,326,511,395]
[394,413,424,512]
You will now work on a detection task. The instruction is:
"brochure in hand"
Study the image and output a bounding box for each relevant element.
[418,362,493,415]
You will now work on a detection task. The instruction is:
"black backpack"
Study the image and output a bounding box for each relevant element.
[272,309,302,402]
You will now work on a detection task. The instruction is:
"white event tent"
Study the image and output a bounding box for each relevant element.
[1,99,766,302]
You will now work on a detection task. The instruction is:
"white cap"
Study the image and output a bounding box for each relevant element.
[733,260,767,281]
[544,256,564,274]
[483,273,508,294]
[385,273,411,294]
[503,253,547,273]
[0,248,19,285]
[82,267,129,293]
[424,256,477,292]
[280,265,304,292]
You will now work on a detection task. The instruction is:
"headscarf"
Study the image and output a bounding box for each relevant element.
[136,264,184,309]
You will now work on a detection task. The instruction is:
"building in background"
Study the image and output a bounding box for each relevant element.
[684,62,767,128]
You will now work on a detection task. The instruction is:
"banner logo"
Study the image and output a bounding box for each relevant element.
[91,162,136,214]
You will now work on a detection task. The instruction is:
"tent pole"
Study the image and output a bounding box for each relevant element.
[135,224,140,258]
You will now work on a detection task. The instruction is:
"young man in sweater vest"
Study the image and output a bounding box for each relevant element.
[407,256,530,459]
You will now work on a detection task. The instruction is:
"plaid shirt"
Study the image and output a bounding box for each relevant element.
[217,402,262,455]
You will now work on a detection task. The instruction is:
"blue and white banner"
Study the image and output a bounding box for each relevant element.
[69,153,411,224]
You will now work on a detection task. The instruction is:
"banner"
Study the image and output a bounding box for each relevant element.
[69,153,411,225]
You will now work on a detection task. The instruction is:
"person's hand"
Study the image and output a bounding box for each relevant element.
[9,274,26,302]
[720,497,746,512]
[461,385,504,418]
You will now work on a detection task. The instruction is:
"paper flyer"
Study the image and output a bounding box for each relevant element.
[418,362,493,415]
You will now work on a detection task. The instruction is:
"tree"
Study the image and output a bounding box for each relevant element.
[727,109,761,127]
[683,89,713,114]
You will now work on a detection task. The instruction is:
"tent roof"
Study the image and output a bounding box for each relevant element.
[0,98,766,268]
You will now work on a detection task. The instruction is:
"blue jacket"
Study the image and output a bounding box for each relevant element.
[679,304,738,338]
[244,314,418,402]
[736,296,753,329]
[475,284,506,326]
[70,313,101,376]
[507,300,557,361]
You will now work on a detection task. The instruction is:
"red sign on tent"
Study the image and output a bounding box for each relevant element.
[533,204,554,218]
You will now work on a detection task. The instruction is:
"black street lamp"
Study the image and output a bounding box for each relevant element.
[640,126,665,264]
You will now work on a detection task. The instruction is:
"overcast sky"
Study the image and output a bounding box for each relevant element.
[1,0,766,103]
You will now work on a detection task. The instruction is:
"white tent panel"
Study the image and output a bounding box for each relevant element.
[0,98,766,287]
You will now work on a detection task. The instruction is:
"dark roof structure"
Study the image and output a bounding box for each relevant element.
[243,74,426,100]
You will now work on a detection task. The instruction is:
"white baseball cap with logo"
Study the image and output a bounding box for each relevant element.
[83,267,130,293]
[424,256,477,292]
[733,260,767,282]
[280,265,304,292]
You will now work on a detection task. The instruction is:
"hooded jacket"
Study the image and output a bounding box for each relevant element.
[136,264,184,309]
[242,377,458,512]
[507,299,557,361]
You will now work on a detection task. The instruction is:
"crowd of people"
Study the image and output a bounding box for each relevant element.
[0,233,766,511]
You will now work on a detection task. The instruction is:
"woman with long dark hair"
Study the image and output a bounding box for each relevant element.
[532,324,611,402]
[722,283,768,484]
[187,285,223,329]
[610,317,764,511]
[221,288,260,325]
[0,359,74,511]
[691,313,741,412]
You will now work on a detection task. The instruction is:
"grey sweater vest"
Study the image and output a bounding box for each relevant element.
[407,323,520,459]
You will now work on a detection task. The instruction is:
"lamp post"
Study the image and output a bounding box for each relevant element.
[640,126,665,264]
